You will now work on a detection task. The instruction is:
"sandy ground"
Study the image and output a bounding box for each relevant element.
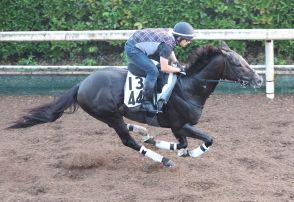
[0,94,293,202]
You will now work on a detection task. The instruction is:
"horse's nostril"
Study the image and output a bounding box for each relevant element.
[256,76,263,85]
[256,78,263,87]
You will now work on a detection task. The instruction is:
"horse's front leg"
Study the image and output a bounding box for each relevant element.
[172,130,190,157]
[181,123,213,157]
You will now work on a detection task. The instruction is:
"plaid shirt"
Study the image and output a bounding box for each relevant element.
[129,28,176,49]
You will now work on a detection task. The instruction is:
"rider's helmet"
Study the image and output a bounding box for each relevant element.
[172,22,194,41]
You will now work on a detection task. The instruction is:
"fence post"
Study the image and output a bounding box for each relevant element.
[265,40,274,99]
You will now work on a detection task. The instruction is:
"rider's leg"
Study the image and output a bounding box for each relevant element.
[142,80,157,112]
[125,48,159,112]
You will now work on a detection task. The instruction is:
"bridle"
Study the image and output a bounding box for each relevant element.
[196,50,252,88]
[175,46,257,106]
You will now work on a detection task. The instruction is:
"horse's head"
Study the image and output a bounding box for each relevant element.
[219,42,263,88]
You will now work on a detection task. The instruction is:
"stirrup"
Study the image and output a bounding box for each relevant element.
[142,102,163,113]
[142,102,157,113]
[156,99,165,112]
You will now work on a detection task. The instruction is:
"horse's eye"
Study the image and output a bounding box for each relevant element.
[228,53,241,66]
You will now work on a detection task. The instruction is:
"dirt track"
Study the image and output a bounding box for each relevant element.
[0,94,293,202]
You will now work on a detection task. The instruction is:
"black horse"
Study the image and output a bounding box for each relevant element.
[8,42,262,167]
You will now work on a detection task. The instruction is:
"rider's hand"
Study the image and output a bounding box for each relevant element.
[172,61,186,76]
[175,61,186,75]
[175,61,186,72]
[178,71,187,76]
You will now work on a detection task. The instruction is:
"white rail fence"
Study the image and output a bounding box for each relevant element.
[0,65,293,75]
[1,29,294,99]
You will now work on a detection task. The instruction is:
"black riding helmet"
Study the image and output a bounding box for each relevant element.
[172,22,194,41]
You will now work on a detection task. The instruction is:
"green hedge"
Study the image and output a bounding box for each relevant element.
[0,0,293,65]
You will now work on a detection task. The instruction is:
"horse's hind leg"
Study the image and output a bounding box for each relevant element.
[126,124,156,145]
[127,124,183,152]
[107,119,175,167]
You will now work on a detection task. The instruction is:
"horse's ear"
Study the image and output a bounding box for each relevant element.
[219,41,231,53]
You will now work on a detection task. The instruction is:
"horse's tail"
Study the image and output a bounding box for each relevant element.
[7,84,80,129]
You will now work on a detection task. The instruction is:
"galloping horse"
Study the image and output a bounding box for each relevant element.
[8,42,263,167]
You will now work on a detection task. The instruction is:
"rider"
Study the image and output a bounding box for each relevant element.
[124,22,194,113]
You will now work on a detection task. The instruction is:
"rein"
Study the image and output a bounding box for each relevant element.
[197,78,249,89]
[199,79,238,83]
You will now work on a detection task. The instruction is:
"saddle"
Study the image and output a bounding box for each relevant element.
[124,62,177,113]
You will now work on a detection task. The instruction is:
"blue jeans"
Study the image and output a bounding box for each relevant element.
[124,41,159,99]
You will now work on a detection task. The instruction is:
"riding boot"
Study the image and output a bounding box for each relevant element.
[142,89,157,113]
[142,98,157,113]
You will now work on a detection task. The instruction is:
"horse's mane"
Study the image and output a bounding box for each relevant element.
[186,45,221,74]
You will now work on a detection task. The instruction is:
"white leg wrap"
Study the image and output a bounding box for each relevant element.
[139,146,163,162]
[127,124,147,135]
[142,134,154,142]
[177,148,189,157]
[155,141,177,151]
[189,143,209,157]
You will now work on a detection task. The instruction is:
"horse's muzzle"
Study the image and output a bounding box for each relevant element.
[250,74,263,88]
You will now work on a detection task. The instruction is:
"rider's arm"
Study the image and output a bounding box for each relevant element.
[160,57,181,73]
[158,43,181,73]
[169,51,177,63]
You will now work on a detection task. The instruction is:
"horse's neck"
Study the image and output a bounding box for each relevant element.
[179,56,224,105]
[197,56,224,80]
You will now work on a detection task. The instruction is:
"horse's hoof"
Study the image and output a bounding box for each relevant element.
[177,148,190,157]
[162,157,175,168]
[143,135,156,145]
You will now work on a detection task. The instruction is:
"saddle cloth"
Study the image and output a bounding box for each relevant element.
[124,71,175,109]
